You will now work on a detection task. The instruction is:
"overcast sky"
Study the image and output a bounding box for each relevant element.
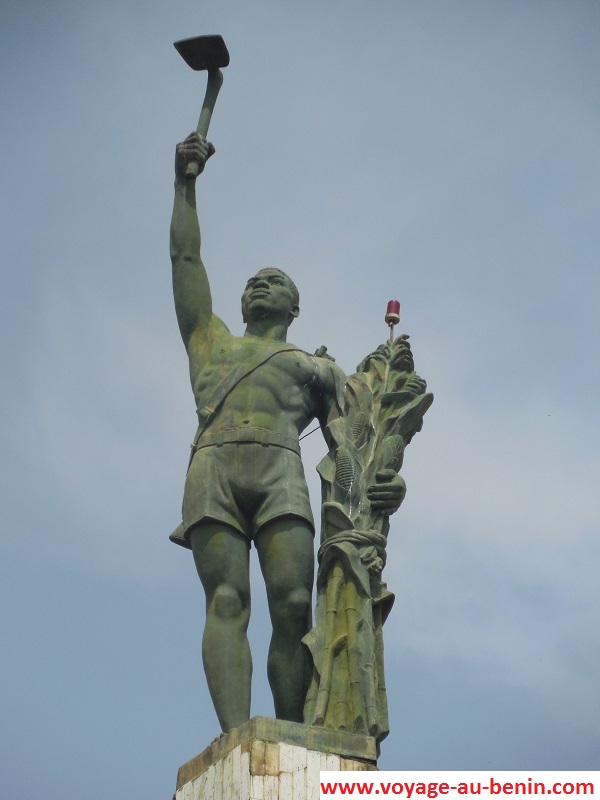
[1,1,599,797]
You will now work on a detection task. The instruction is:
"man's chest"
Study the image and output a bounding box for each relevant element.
[189,340,319,406]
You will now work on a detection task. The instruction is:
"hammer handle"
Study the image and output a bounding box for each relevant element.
[186,69,224,179]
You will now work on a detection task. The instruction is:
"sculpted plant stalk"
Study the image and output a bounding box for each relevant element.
[303,335,433,742]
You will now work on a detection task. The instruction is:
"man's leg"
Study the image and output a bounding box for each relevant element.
[189,522,251,732]
[255,516,314,722]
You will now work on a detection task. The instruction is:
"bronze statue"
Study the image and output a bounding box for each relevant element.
[169,133,410,734]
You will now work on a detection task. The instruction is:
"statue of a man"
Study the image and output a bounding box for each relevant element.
[169,133,404,733]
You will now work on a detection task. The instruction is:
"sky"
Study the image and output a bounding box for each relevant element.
[1,1,599,797]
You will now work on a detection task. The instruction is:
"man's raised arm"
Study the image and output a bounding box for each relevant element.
[170,133,215,348]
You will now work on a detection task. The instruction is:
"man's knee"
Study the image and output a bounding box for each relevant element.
[210,584,248,620]
[276,587,312,627]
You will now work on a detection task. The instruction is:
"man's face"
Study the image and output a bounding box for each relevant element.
[241,269,299,325]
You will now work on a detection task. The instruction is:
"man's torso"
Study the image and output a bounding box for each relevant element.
[188,317,333,439]
[180,316,342,538]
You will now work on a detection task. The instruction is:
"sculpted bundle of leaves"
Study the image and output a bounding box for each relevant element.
[323,334,433,544]
[303,336,433,741]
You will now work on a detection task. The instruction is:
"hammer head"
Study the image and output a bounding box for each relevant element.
[174,35,230,71]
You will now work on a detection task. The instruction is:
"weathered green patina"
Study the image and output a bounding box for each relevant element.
[303,336,433,743]
[169,134,407,737]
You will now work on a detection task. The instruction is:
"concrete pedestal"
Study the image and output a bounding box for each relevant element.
[174,716,378,799]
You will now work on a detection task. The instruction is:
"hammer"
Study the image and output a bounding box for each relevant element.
[173,35,230,179]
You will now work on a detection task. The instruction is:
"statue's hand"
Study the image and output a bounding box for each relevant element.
[366,469,406,515]
[175,132,215,178]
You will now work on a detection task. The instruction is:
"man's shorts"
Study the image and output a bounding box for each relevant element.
[181,438,315,544]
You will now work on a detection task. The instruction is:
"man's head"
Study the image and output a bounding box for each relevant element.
[241,268,300,327]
